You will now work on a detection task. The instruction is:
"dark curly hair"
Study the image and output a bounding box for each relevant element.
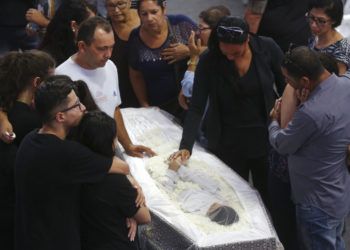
[40,0,92,65]
[0,50,55,112]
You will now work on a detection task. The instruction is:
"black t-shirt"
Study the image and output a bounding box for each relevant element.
[15,130,112,250]
[81,174,139,250]
[9,101,42,146]
[0,101,41,250]
[110,32,139,108]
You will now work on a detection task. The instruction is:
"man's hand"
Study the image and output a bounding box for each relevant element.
[126,218,138,241]
[25,8,49,27]
[178,89,189,110]
[161,43,190,64]
[0,113,15,144]
[125,144,156,158]
[270,98,282,123]
[168,149,190,163]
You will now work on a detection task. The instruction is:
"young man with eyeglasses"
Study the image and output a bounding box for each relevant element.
[14,75,130,250]
[269,46,350,250]
[56,16,155,158]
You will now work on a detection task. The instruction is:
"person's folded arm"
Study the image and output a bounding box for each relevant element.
[108,156,130,175]
[281,84,299,128]
[133,206,151,224]
[178,166,219,193]
[269,110,317,155]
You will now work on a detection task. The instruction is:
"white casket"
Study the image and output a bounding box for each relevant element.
[121,108,283,250]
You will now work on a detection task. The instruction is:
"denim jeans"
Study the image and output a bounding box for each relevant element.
[296,204,345,250]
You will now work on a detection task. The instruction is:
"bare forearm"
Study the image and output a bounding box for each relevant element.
[133,206,151,224]
[281,84,298,128]
[129,67,149,107]
[114,107,132,150]
[109,156,130,175]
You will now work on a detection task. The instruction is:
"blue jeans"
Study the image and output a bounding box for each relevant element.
[296,204,345,250]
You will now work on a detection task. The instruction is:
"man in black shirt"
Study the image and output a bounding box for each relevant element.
[15,75,129,250]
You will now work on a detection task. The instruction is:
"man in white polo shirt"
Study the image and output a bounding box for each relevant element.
[56,16,154,157]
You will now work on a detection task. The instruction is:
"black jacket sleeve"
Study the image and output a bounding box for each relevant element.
[179,53,211,153]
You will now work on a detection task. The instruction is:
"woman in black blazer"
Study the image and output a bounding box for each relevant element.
[170,16,285,208]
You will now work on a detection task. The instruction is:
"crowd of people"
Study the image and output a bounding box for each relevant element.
[1,0,350,249]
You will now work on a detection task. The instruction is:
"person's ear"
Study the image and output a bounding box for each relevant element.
[32,76,41,89]
[55,112,65,123]
[77,40,87,52]
[71,20,79,35]
[300,76,310,89]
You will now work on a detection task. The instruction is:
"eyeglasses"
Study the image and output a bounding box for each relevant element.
[217,26,245,40]
[305,13,331,26]
[60,99,83,113]
[198,26,211,33]
[107,1,128,10]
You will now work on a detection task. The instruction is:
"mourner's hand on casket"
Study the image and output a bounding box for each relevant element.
[126,144,156,158]
[169,149,190,163]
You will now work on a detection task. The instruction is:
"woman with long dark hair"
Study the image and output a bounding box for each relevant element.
[40,0,94,65]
